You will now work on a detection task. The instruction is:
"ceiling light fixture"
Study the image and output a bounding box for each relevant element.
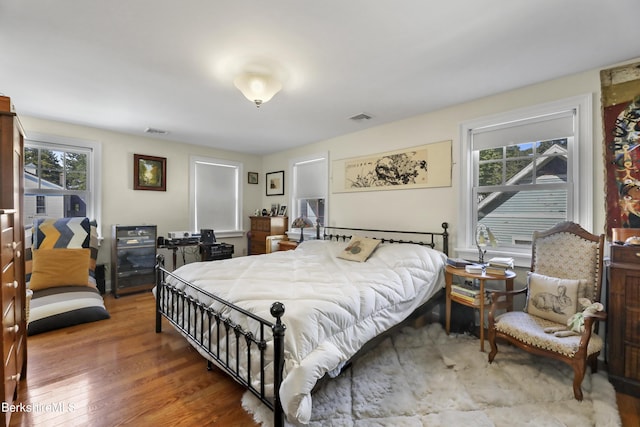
[234,72,282,108]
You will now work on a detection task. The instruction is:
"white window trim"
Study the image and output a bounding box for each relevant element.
[24,131,103,237]
[189,155,244,238]
[456,94,593,267]
[288,151,329,237]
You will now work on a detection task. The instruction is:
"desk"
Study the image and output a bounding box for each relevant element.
[445,265,516,352]
[159,241,233,270]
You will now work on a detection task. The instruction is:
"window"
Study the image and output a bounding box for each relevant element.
[190,156,243,236]
[24,133,101,229]
[289,153,328,237]
[457,95,592,266]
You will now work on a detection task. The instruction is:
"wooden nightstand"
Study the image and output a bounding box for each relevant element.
[445,264,516,352]
[278,240,298,251]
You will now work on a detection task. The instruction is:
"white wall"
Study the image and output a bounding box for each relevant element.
[262,58,640,253]
[18,117,262,271]
[19,56,639,290]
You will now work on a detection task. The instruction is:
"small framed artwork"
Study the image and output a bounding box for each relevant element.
[248,171,259,184]
[134,154,166,191]
[278,205,287,216]
[270,204,279,216]
[266,170,285,196]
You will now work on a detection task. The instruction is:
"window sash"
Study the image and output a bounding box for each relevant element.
[290,153,328,227]
[24,135,100,229]
[457,94,592,266]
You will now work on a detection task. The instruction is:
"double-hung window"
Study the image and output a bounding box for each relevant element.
[289,153,328,239]
[189,156,243,236]
[457,95,592,266]
[24,134,101,229]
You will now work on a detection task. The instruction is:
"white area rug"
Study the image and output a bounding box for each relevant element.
[243,323,621,426]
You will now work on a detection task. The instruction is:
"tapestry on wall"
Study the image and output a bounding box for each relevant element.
[331,140,452,193]
[602,61,640,238]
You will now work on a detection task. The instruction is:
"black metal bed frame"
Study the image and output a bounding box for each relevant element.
[155,222,449,427]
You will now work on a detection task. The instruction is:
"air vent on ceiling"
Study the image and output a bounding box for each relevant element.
[349,113,373,121]
[145,127,169,135]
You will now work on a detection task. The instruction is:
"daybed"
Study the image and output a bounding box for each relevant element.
[155,223,449,426]
[25,217,110,335]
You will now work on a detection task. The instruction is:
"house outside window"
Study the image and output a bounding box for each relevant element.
[189,156,243,237]
[24,134,101,230]
[457,95,593,266]
[289,153,328,239]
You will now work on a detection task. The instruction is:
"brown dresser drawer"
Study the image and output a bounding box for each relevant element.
[1,225,13,270]
[3,340,17,410]
[1,262,16,315]
[611,245,640,264]
[251,218,271,232]
[249,216,287,255]
[3,298,16,369]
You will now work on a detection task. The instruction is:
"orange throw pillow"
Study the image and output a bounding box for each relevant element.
[30,249,91,290]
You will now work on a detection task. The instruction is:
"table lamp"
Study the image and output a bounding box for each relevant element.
[292,216,314,242]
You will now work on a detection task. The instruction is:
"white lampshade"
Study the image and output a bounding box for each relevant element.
[233,72,282,107]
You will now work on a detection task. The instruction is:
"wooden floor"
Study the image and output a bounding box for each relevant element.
[8,292,640,426]
[10,292,258,427]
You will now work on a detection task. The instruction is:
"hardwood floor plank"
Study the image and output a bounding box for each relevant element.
[7,291,639,426]
[10,292,257,427]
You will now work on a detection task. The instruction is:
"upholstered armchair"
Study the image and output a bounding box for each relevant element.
[487,221,605,400]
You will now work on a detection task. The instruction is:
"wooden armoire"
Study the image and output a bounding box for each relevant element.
[0,95,27,426]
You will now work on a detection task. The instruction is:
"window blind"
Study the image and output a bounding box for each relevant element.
[471,111,574,151]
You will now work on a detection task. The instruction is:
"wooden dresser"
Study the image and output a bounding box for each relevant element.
[0,97,27,426]
[608,244,640,397]
[248,216,287,255]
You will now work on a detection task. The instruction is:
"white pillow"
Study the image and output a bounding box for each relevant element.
[525,272,580,324]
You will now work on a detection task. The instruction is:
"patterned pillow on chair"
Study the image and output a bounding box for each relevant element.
[525,272,581,324]
[26,217,99,288]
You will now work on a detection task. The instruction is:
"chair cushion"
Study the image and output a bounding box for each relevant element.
[27,286,110,336]
[494,311,603,357]
[525,272,581,324]
[29,248,91,290]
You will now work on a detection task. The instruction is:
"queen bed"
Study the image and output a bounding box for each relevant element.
[154,223,449,426]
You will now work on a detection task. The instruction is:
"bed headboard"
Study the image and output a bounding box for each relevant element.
[320,222,449,256]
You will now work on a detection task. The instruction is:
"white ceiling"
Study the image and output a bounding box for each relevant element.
[1,1,638,155]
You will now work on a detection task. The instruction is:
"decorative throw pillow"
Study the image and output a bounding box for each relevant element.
[525,272,581,324]
[337,236,381,262]
[30,248,91,290]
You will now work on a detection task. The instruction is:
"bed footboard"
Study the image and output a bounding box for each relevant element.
[155,255,286,427]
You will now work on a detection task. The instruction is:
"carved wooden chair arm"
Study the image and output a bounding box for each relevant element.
[577,310,607,351]
[487,287,527,311]
[487,287,527,326]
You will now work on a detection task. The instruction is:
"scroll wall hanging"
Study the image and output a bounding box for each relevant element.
[332,140,452,193]
[602,62,640,237]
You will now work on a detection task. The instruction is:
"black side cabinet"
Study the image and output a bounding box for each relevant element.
[111,225,157,298]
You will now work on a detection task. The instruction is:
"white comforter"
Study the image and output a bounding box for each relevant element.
[163,239,446,424]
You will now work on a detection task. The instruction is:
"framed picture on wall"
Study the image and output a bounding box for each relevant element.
[266,170,285,196]
[134,154,166,191]
[248,171,259,184]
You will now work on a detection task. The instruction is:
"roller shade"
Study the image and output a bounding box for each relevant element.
[472,111,574,151]
[294,158,326,198]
